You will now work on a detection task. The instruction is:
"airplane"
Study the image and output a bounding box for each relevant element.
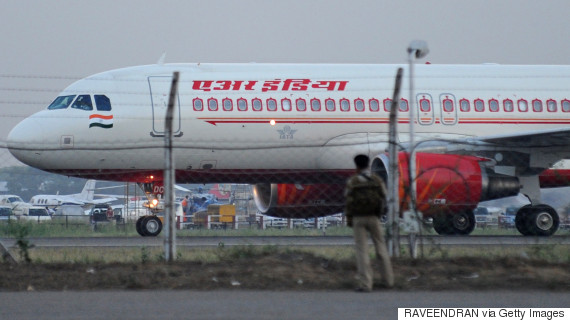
[29,180,117,208]
[6,62,570,237]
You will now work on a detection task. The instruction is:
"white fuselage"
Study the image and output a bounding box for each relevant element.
[7,63,570,183]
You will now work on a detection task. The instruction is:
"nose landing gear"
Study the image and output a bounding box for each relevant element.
[136,215,163,237]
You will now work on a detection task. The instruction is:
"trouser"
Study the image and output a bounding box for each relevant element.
[352,215,394,290]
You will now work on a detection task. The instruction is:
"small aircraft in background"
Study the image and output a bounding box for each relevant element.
[30,180,117,208]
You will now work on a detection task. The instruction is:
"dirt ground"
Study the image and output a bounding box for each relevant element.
[1,251,569,291]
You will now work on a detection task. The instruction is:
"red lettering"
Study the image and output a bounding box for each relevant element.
[311,80,348,91]
[230,81,244,90]
[213,80,232,90]
[195,79,348,92]
[153,186,165,194]
[262,79,281,92]
[244,81,257,90]
[192,80,213,91]
[282,79,311,91]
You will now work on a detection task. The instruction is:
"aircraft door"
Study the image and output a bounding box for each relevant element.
[439,93,458,125]
[148,76,182,137]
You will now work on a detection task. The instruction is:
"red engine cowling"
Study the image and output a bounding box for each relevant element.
[372,152,520,217]
[252,183,345,218]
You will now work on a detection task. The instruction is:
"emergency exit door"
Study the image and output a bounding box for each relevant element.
[148,76,182,137]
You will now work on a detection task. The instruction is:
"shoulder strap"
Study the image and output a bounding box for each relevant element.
[359,173,372,181]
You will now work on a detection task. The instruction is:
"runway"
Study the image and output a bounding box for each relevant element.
[1,290,568,320]
[1,235,569,248]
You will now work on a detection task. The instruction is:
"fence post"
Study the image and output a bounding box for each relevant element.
[163,71,179,263]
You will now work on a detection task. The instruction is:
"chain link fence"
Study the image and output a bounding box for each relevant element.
[1,73,569,238]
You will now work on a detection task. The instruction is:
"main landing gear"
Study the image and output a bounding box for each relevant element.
[432,210,476,235]
[515,204,559,236]
[136,215,163,237]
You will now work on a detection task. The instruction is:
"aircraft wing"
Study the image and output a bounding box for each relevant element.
[414,127,570,157]
[474,127,570,149]
[91,197,118,204]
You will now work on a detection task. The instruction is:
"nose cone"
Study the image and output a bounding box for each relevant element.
[7,112,50,167]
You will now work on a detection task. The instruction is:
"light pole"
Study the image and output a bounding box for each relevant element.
[407,40,429,215]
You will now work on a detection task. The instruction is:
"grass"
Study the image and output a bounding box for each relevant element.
[2,220,568,238]
[23,242,570,265]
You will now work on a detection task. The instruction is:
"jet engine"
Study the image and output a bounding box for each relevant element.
[252,183,345,218]
[372,152,520,234]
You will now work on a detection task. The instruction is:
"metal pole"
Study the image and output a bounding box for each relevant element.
[407,51,417,216]
[164,71,179,262]
[388,68,403,257]
[407,41,429,218]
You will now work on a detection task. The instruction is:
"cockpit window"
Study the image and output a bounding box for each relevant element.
[47,95,76,110]
[95,95,112,111]
[71,95,93,111]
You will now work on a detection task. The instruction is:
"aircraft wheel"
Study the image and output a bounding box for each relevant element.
[529,205,559,237]
[141,216,163,237]
[450,210,475,235]
[515,205,533,236]
[136,216,147,237]
[432,212,453,235]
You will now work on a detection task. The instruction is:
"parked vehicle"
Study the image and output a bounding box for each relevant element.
[498,206,518,229]
[474,207,494,228]
[89,204,114,223]
[19,207,52,222]
[53,205,86,216]
[0,206,15,221]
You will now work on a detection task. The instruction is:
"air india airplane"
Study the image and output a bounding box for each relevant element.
[7,63,570,236]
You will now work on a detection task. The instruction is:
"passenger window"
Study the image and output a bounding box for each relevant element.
[383,99,392,112]
[71,95,93,111]
[369,99,379,112]
[282,98,292,111]
[532,99,543,112]
[48,95,76,110]
[310,99,321,111]
[193,98,204,111]
[325,99,335,111]
[208,98,218,111]
[547,99,557,112]
[355,99,365,112]
[518,99,528,112]
[94,95,112,111]
[237,98,247,111]
[296,99,306,111]
[443,98,454,112]
[340,99,350,111]
[459,99,470,112]
[503,99,514,112]
[223,98,233,111]
[419,97,431,112]
[474,99,484,112]
[399,99,408,112]
[489,99,499,112]
[562,99,570,112]
[267,99,277,111]
[252,99,262,111]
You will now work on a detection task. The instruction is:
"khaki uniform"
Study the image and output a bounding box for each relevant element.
[345,172,394,290]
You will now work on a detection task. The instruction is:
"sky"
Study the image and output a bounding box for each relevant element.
[1,0,569,164]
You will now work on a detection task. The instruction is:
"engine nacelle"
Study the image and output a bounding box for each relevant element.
[372,152,520,217]
[252,183,345,218]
